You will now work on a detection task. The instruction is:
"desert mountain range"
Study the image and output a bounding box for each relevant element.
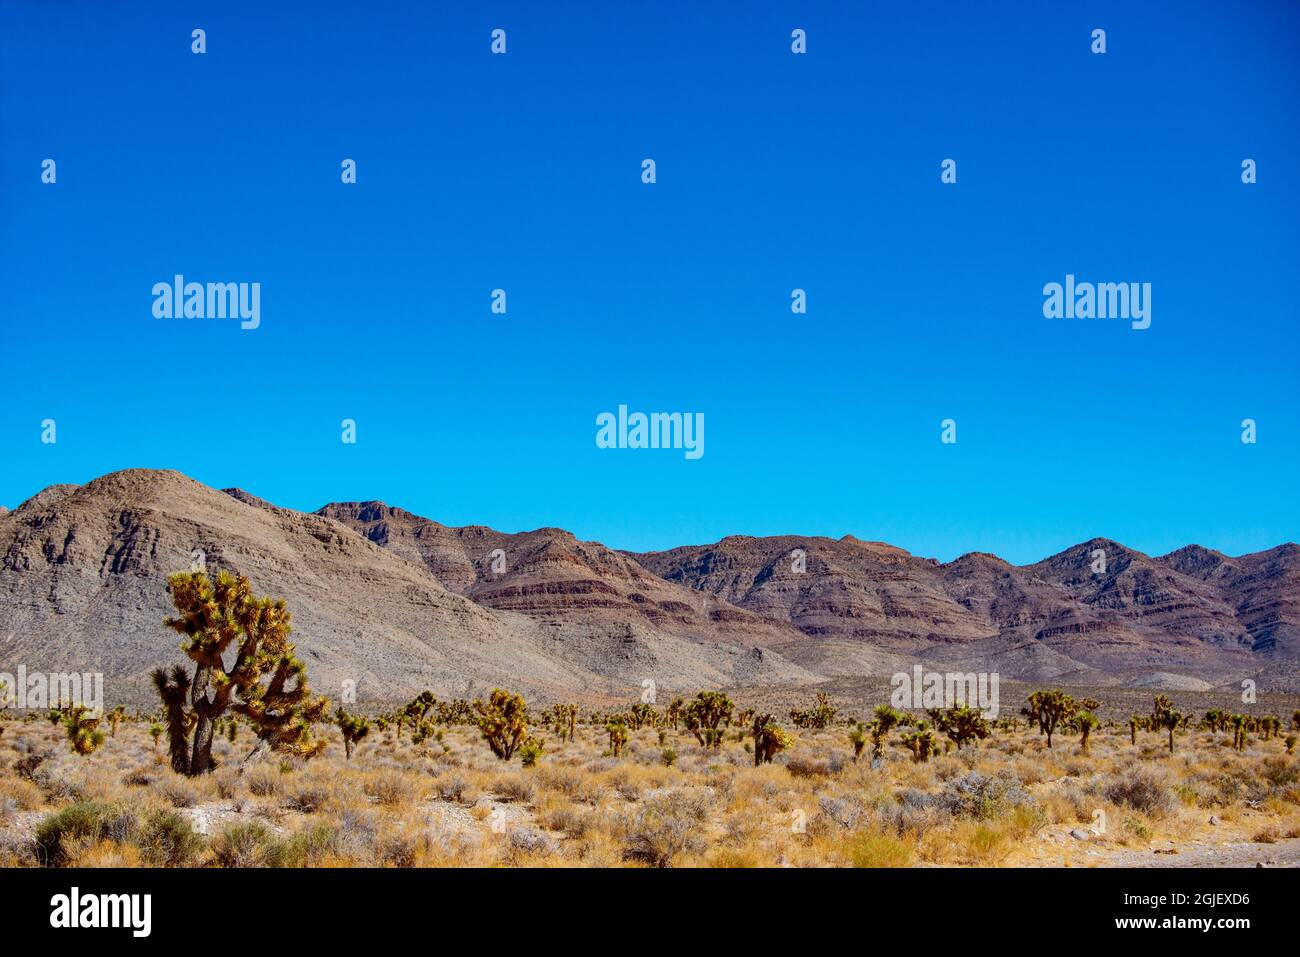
[0,469,1295,704]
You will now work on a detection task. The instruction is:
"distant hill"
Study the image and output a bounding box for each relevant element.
[0,469,1294,705]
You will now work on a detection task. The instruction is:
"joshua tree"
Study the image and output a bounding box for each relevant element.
[411,718,442,749]
[789,692,837,730]
[1151,695,1186,753]
[148,722,163,754]
[1231,713,1248,751]
[156,570,329,775]
[107,705,127,738]
[848,722,867,760]
[552,703,578,742]
[901,722,939,762]
[335,706,371,760]
[1076,711,1099,752]
[666,697,684,730]
[152,665,193,774]
[1129,714,1140,746]
[629,703,657,731]
[62,705,105,756]
[472,688,529,760]
[751,713,794,766]
[683,691,734,749]
[1292,710,1300,731]
[404,691,437,727]
[869,704,907,759]
[928,705,991,751]
[606,718,629,757]
[519,735,544,767]
[1025,689,1076,749]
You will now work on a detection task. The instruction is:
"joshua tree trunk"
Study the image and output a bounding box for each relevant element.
[189,663,216,775]
[1167,726,1175,753]
[240,737,271,772]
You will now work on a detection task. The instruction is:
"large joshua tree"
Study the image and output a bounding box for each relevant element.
[751,713,794,766]
[928,705,991,751]
[157,570,329,775]
[473,688,529,760]
[1025,689,1076,749]
[152,665,193,774]
[683,691,734,749]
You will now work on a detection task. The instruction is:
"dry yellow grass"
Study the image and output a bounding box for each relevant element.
[0,713,1296,868]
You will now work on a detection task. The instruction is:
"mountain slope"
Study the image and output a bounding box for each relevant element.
[315,502,807,648]
[637,534,1295,688]
[0,471,812,706]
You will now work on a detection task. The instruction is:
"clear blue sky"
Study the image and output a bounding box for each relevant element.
[2,1,1297,564]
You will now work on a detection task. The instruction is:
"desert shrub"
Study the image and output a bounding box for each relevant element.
[849,829,915,867]
[1250,825,1279,844]
[875,789,942,837]
[123,767,154,788]
[364,770,417,807]
[941,769,1037,820]
[32,766,84,804]
[210,821,276,867]
[156,776,199,808]
[785,755,833,778]
[495,773,536,804]
[12,746,49,781]
[0,829,38,866]
[263,823,338,867]
[214,769,241,800]
[541,805,589,838]
[138,809,203,866]
[1102,766,1175,817]
[284,781,330,813]
[434,774,479,805]
[0,777,44,812]
[245,765,281,797]
[377,830,423,867]
[818,794,868,831]
[1259,756,1300,790]
[505,826,556,859]
[34,801,138,867]
[323,808,374,861]
[621,787,713,867]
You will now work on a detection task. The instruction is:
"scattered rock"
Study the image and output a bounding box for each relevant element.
[1070,828,1092,841]
[1209,815,1221,826]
